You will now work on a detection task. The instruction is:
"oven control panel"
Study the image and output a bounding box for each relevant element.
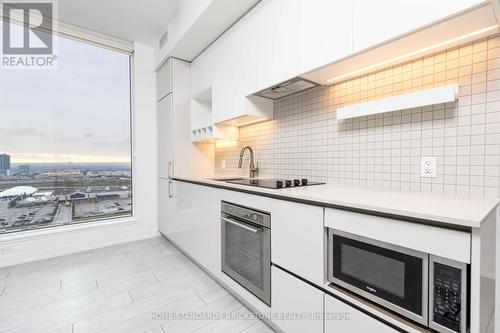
[433,263,463,332]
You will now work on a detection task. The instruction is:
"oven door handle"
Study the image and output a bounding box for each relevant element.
[221,217,259,234]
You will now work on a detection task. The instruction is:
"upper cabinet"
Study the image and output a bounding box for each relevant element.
[189,0,493,127]
[156,60,172,101]
[190,0,298,129]
[298,0,353,74]
[352,0,486,52]
[241,0,300,95]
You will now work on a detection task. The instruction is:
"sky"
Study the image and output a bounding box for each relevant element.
[0,32,131,163]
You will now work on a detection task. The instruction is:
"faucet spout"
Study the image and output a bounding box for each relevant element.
[238,146,259,179]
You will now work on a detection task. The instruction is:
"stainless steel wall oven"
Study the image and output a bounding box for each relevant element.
[221,201,271,305]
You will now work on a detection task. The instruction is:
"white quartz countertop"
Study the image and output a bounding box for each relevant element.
[174,176,499,228]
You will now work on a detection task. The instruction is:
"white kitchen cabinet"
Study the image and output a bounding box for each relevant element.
[271,199,324,286]
[163,181,222,273]
[324,293,397,333]
[241,0,300,95]
[298,0,353,73]
[157,94,173,179]
[158,178,176,236]
[157,58,214,179]
[352,0,484,52]
[156,59,172,101]
[271,266,324,333]
[191,0,298,126]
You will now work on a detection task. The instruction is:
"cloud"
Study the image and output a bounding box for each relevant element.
[93,138,130,146]
[2,127,47,137]
[84,132,94,138]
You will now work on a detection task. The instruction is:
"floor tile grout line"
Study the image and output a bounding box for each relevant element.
[190,305,248,333]
[485,304,495,332]
[0,251,170,289]
[195,292,207,305]
[239,321,259,333]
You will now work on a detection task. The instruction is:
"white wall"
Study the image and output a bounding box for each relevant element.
[0,42,159,268]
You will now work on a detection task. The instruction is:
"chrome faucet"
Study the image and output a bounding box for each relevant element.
[238,146,259,179]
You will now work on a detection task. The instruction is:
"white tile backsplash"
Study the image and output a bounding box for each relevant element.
[215,35,500,198]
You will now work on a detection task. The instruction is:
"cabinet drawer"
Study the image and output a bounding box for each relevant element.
[271,199,324,286]
[157,59,172,100]
[325,293,397,333]
[271,266,323,333]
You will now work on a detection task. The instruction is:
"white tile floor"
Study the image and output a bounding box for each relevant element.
[0,237,275,333]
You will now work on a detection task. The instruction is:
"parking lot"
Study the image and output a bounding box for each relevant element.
[73,198,132,220]
[0,201,56,232]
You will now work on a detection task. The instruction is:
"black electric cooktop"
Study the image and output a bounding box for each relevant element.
[226,178,325,189]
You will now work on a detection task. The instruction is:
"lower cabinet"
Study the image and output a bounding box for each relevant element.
[158,178,176,236]
[271,199,324,286]
[271,266,323,333]
[324,293,397,333]
[158,181,221,273]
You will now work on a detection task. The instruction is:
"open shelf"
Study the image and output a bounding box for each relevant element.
[191,86,239,142]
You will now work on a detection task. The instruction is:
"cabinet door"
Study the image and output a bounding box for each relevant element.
[299,0,353,73]
[271,199,324,286]
[157,94,173,179]
[170,182,221,273]
[271,266,323,333]
[157,59,171,101]
[158,178,175,236]
[244,0,299,94]
[352,0,483,53]
[324,294,397,333]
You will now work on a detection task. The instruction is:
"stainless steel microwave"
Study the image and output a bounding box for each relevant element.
[327,229,468,333]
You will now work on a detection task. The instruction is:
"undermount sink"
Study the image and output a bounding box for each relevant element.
[210,177,248,182]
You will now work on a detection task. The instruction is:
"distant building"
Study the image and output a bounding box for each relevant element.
[69,192,86,200]
[0,154,10,176]
[0,186,37,198]
[17,164,30,175]
[96,193,120,200]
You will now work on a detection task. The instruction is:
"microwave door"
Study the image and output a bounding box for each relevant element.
[329,230,428,326]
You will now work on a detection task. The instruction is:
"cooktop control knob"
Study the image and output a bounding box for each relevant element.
[301,178,308,185]
[276,180,283,188]
[285,180,292,187]
[294,179,300,186]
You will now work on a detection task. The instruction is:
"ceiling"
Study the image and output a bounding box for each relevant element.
[58,0,185,46]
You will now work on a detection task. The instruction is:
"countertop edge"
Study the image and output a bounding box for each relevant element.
[172,177,499,230]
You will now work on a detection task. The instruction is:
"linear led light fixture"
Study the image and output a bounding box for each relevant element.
[336,84,458,120]
[326,25,499,84]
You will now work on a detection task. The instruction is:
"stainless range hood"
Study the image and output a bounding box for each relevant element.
[253,77,319,100]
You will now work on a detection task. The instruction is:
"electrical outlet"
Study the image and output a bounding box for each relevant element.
[421,156,437,178]
[221,160,226,169]
[0,247,15,256]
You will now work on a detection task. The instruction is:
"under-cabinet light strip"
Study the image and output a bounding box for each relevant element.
[326,25,499,84]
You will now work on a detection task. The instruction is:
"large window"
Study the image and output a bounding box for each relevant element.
[0,34,132,234]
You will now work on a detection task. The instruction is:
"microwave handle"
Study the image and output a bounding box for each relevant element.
[221,217,259,234]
